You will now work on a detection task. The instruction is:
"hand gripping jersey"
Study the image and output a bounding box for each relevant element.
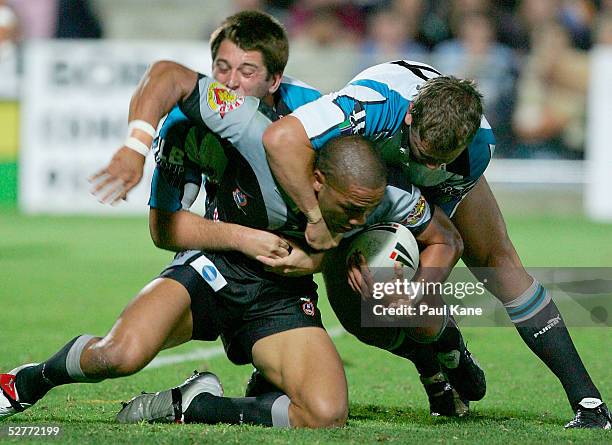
[290,60,497,217]
[149,72,432,240]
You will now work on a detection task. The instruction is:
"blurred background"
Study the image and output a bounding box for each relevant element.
[0,0,611,221]
[1,4,609,430]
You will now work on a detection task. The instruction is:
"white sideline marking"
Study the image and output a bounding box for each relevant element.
[144,326,347,371]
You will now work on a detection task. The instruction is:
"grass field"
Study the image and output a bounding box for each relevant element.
[1,209,611,444]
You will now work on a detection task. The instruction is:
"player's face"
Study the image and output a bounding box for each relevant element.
[212,39,280,99]
[315,173,385,234]
[404,113,465,170]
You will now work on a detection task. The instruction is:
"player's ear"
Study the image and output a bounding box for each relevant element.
[268,72,283,94]
[404,103,414,126]
[313,169,325,192]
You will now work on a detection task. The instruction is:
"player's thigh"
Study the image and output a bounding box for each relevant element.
[100,277,193,361]
[452,177,532,298]
[251,327,348,421]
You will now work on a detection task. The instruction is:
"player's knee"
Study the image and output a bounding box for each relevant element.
[487,236,521,268]
[468,229,519,269]
[302,396,348,428]
[93,338,149,377]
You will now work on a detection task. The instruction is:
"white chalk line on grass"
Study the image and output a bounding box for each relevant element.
[144,325,347,371]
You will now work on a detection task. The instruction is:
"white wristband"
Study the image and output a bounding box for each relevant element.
[124,136,151,156]
[127,119,156,138]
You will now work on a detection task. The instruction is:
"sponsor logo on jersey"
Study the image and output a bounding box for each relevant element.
[436,181,472,198]
[300,297,315,317]
[338,101,366,136]
[403,195,426,226]
[189,255,227,291]
[207,81,245,118]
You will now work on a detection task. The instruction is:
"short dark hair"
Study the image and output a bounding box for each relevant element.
[209,11,289,77]
[315,135,387,191]
[410,76,483,162]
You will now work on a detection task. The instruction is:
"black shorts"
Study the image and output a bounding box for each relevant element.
[159,250,324,365]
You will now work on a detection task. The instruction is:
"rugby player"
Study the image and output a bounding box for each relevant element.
[1,132,385,428]
[0,72,460,426]
[0,12,459,426]
[88,11,485,415]
[261,60,611,429]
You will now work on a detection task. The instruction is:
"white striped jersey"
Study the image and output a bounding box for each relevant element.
[291,60,497,216]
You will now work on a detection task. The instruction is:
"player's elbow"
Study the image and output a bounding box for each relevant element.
[149,227,166,250]
[263,116,307,161]
[149,209,177,251]
[143,60,197,101]
[150,229,178,252]
[149,226,168,250]
[262,120,285,158]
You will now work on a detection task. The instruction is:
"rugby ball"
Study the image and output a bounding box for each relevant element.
[346,222,419,282]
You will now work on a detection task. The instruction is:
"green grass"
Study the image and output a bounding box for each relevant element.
[0,210,610,444]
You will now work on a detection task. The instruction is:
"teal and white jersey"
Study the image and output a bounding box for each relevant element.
[290,60,497,216]
[150,72,432,239]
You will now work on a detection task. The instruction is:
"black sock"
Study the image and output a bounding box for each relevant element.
[15,335,95,404]
[183,391,290,427]
[508,290,601,408]
[387,329,441,378]
[432,316,462,354]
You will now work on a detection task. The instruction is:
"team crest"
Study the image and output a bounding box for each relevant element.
[232,188,248,211]
[207,81,245,118]
[403,195,426,226]
[300,297,315,317]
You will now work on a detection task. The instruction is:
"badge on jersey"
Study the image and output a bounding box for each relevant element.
[232,187,248,213]
[403,195,427,227]
[300,297,316,317]
[207,81,245,118]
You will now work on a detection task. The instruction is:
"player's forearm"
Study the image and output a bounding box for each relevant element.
[310,252,326,273]
[414,243,462,284]
[414,207,464,283]
[128,61,198,144]
[149,209,243,253]
[263,116,319,218]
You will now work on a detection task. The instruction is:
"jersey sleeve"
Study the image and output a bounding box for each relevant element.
[178,73,261,146]
[148,110,204,212]
[148,162,202,212]
[290,79,410,150]
[276,77,322,115]
[366,185,432,236]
